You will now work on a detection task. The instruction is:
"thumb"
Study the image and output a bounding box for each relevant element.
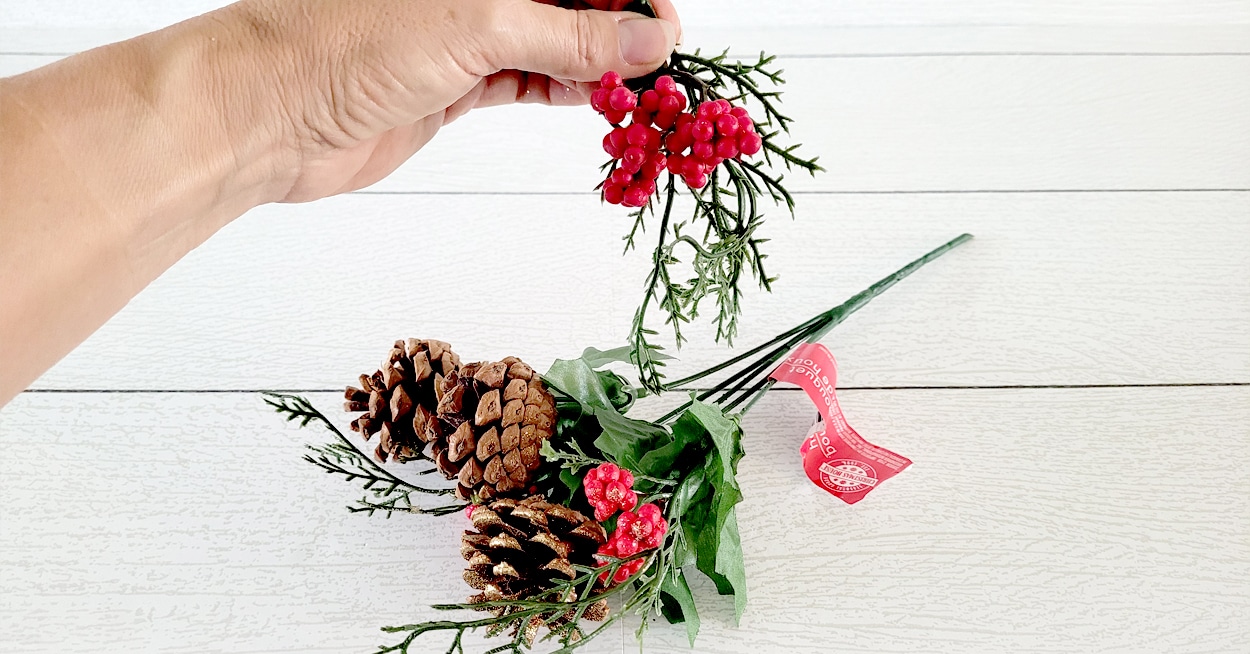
[482,3,677,82]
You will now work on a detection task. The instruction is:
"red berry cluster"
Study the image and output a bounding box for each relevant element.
[581,463,669,585]
[583,462,638,521]
[591,71,762,206]
[665,99,762,190]
[597,503,668,584]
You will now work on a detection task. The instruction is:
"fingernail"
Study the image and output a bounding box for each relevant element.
[619,18,677,66]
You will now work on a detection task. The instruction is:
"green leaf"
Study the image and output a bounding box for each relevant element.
[635,413,708,480]
[592,407,668,470]
[685,400,742,486]
[578,345,635,367]
[668,468,707,521]
[661,570,701,645]
[543,358,617,411]
[594,368,636,413]
[714,509,748,623]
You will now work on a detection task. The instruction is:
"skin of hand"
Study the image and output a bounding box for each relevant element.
[0,0,681,407]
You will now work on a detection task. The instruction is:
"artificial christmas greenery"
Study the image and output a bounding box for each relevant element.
[266,233,971,654]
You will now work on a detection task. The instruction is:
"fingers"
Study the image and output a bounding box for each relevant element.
[482,1,677,82]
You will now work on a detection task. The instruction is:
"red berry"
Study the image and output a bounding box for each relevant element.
[626,124,649,146]
[631,108,653,126]
[676,112,695,129]
[624,185,649,207]
[730,106,749,119]
[585,483,606,502]
[609,87,637,112]
[602,134,621,158]
[600,71,623,88]
[611,168,633,187]
[606,480,629,503]
[614,535,641,557]
[653,110,677,130]
[590,88,609,112]
[598,463,620,479]
[641,128,659,150]
[640,180,656,197]
[664,132,685,154]
[584,467,600,484]
[594,502,615,521]
[655,75,678,95]
[610,127,629,150]
[738,132,763,156]
[605,109,627,124]
[640,90,660,112]
[622,146,646,168]
[666,153,686,175]
[658,94,682,114]
[697,100,724,119]
[715,137,739,159]
[692,141,714,161]
[612,566,632,583]
[737,115,756,134]
[692,119,715,142]
[603,184,624,205]
[464,504,477,519]
[715,114,740,137]
[686,172,708,189]
[637,503,661,522]
[681,157,703,179]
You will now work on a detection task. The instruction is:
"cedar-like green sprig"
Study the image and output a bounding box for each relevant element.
[617,45,822,394]
[264,392,465,517]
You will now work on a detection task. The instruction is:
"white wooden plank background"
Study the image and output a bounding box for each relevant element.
[2,1,1248,653]
[2,389,1247,653]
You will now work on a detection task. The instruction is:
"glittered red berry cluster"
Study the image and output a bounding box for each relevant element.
[582,462,669,585]
[582,461,638,520]
[592,71,761,206]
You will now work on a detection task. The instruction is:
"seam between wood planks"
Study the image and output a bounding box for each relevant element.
[18,383,1250,394]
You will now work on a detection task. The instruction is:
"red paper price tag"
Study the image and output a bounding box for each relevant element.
[770,343,912,504]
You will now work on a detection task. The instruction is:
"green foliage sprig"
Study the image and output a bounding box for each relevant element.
[604,4,822,394]
[264,393,465,517]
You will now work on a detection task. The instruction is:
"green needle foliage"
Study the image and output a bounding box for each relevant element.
[605,3,822,394]
[264,393,466,517]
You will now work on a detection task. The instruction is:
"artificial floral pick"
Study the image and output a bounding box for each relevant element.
[265,233,971,654]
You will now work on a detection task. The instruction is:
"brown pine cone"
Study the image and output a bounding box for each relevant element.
[344,339,460,463]
[431,357,557,501]
[462,495,609,643]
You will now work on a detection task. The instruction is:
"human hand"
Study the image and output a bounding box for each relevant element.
[210,0,681,203]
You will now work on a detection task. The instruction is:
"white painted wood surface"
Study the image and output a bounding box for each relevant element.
[2,2,1248,653]
[13,191,1250,390]
[2,389,1247,653]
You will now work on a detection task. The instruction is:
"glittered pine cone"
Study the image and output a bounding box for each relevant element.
[344,339,461,463]
[462,495,610,642]
[431,358,557,501]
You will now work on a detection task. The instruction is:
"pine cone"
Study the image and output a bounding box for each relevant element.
[344,339,461,463]
[462,496,610,640]
[431,358,557,501]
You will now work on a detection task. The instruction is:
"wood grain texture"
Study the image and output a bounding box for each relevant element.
[2,388,1246,653]
[24,191,1250,391]
[4,54,1248,193]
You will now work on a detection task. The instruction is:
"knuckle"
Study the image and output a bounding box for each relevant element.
[572,11,598,70]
